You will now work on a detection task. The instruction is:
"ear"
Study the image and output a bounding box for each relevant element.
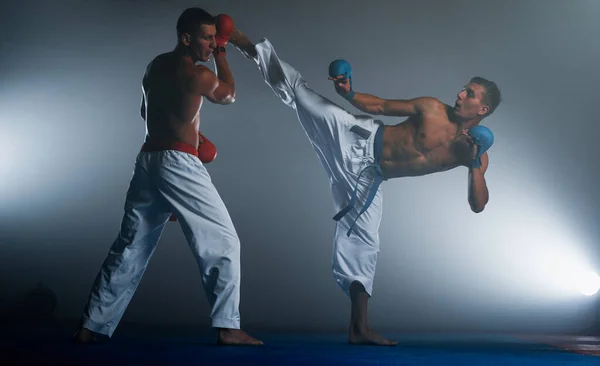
[478,104,490,117]
[181,32,191,46]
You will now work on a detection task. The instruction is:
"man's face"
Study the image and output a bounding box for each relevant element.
[454,82,489,120]
[184,24,216,62]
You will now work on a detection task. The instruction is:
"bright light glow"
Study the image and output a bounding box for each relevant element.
[578,272,600,296]
[0,129,17,179]
[0,84,105,218]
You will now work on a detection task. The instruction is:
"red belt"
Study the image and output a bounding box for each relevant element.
[140,140,198,158]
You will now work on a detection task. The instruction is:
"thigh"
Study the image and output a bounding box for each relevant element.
[153,151,238,240]
[117,154,171,250]
[294,83,358,144]
[330,178,384,245]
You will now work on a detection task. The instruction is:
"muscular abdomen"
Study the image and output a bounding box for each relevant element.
[380,118,463,178]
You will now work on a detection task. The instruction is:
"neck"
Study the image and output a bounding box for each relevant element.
[448,109,482,130]
[173,44,196,63]
[459,119,482,130]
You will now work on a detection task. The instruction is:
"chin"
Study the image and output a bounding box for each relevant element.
[453,112,467,122]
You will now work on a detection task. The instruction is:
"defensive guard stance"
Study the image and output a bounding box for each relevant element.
[73,9,263,346]
[229,29,499,346]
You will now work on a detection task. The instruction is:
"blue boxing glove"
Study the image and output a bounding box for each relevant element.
[467,125,494,168]
[328,59,355,100]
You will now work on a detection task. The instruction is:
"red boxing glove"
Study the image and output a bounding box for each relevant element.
[214,14,234,47]
[170,133,217,222]
[198,132,217,163]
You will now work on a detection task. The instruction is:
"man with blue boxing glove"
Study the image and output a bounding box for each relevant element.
[230,30,501,346]
[328,58,496,191]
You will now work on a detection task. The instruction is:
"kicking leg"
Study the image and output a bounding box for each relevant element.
[230,29,375,181]
[232,31,394,345]
[231,30,359,135]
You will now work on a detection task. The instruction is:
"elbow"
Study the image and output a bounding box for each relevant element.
[470,197,488,213]
[471,204,485,214]
[220,95,236,105]
[219,90,236,105]
[374,103,388,116]
[366,103,382,115]
[469,185,488,213]
[227,89,236,104]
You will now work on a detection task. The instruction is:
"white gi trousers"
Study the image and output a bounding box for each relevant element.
[81,148,241,337]
[254,39,385,297]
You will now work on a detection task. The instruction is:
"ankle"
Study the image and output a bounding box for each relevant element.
[349,322,368,334]
[218,328,240,334]
[77,327,92,335]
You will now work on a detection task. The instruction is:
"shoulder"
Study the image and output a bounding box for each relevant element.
[190,65,216,85]
[423,97,444,107]
[192,64,212,76]
[416,97,446,113]
[185,65,218,95]
[143,53,172,79]
[147,52,171,69]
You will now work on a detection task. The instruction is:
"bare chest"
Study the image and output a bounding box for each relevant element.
[413,115,459,153]
[381,115,471,177]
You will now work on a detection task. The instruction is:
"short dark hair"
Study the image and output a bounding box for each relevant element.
[176,8,214,39]
[470,76,502,117]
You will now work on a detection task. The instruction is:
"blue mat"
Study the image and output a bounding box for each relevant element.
[2,323,599,366]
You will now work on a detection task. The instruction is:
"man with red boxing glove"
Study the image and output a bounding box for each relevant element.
[230,30,500,346]
[74,8,262,346]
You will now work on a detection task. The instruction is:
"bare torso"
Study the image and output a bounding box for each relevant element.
[380,103,474,179]
[142,52,204,148]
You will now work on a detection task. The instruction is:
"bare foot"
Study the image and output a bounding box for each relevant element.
[228,29,257,59]
[73,327,98,344]
[349,327,398,346]
[217,329,264,346]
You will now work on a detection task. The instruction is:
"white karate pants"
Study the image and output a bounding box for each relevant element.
[82,149,241,337]
[254,39,385,297]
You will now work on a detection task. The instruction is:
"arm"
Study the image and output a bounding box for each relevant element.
[328,59,436,117]
[193,66,235,105]
[468,152,489,213]
[201,13,236,105]
[348,93,437,117]
[208,52,236,104]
